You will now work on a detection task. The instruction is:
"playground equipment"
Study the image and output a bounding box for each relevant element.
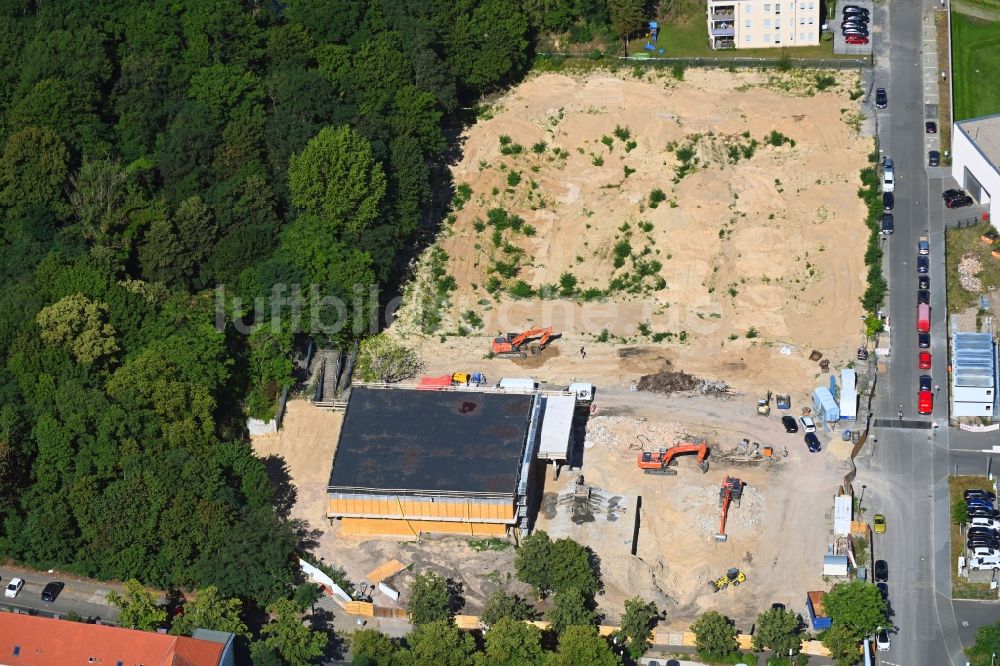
[644,21,664,54]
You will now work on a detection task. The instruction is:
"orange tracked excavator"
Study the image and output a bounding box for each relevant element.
[636,443,710,475]
[492,327,557,358]
[715,476,745,542]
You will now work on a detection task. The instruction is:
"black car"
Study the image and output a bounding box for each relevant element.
[919,375,932,392]
[918,332,930,349]
[874,559,888,582]
[843,6,870,16]
[843,27,870,37]
[968,538,1000,550]
[968,508,1000,519]
[875,88,887,109]
[883,192,894,210]
[943,188,965,200]
[929,150,940,167]
[917,255,929,274]
[966,489,998,502]
[968,498,995,510]
[918,275,929,290]
[917,289,930,305]
[782,415,799,433]
[876,582,889,601]
[881,213,894,234]
[947,195,974,209]
[842,19,869,28]
[926,121,938,133]
[40,581,64,603]
[804,432,822,453]
[968,526,999,536]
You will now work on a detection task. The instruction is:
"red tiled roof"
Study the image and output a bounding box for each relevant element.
[0,613,225,666]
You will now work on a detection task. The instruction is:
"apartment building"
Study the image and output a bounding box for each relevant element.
[706,0,822,49]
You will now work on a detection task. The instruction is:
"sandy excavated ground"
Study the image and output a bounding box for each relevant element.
[395,68,871,396]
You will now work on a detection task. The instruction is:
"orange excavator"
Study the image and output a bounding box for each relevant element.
[715,476,745,542]
[636,443,710,475]
[492,327,557,358]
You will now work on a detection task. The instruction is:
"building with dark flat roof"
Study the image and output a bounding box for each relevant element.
[327,386,546,537]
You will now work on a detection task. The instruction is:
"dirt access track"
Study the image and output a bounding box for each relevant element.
[395,68,872,397]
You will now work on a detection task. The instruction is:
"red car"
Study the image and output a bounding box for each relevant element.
[845,35,869,45]
[919,351,932,369]
[918,390,933,415]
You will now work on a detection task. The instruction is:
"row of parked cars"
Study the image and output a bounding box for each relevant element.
[4,576,64,602]
[841,5,870,45]
[780,415,822,452]
[964,489,1000,571]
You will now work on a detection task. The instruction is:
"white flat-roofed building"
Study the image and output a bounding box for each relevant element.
[951,331,996,417]
[706,0,821,50]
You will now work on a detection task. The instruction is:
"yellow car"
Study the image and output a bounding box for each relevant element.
[873,514,886,534]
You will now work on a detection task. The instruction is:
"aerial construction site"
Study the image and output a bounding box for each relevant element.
[252,66,869,630]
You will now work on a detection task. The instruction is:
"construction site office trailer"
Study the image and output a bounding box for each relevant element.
[839,369,857,422]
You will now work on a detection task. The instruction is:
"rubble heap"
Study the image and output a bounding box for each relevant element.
[958,252,983,293]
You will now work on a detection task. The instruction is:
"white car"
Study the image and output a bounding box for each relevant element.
[883,169,895,193]
[800,416,817,433]
[970,555,1000,571]
[5,577,23,599]
[971,547,999,558]
[970,518,1000,530]
[876,629,891,652]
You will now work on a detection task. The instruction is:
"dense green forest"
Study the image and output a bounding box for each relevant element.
[0,0,626,636]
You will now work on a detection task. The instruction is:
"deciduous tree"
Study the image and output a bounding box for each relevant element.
[0,126,69,210]
[36,294,119,365]
[260,598,328,666]
[966,619,1000,666]
[616,596,659,659]
[476,617,544,666]
[351,628,398,665]
[753,606,803,655]
[356,333,423,383]
[480,590,536,627]
[545,588,596,634]
[108,579,168,631]
[548,625,622,666]
[399,620,475,666]
[408,571,454,625]
[823,581,890,639]
[170,586,249,638]
[690,611,739,658]
[448,0,529,90]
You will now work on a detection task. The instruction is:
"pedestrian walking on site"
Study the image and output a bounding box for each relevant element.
[580,346,586,359]
[935,384,940,396]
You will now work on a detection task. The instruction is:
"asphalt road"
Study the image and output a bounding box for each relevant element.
[858,0,957,663]
[0,565,119,623]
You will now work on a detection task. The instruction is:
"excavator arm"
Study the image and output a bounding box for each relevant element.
[510,327,552,348]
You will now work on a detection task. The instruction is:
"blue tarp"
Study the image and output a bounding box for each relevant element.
[812,386,840,422]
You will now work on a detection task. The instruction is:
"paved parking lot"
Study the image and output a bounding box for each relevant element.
[833,0,875,55]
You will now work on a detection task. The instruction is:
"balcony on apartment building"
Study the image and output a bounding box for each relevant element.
[709,3,736,21]
[712,36,736,49]
[710,20,736,37]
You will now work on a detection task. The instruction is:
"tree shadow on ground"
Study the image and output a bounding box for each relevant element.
[260,454,297,519]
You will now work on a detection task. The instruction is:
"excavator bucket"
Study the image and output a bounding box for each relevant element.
[699,460,710,473]
[714,533,728,542]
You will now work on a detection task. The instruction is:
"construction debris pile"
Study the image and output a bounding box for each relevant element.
[637,370,701,394]
[958,252,983,292]
[584,416,688,452]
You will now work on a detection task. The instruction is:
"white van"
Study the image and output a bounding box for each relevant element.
[882,169,895,193]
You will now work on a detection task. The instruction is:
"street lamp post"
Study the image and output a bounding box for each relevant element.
[860,484,867,511]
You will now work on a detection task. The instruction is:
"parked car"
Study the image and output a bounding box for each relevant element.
[875,87,888,109]
[843,5,870,15]
[919,375,932,392]
[804,432,822,453]
[918,275,929,290]
[917,290,930,305]
[881,213,894,234]
[40,581,64,603]
[876,582,889,601]
[845,34,870,45]
[874,559,888,582]
[843,28,870,37]
[968,508,1000,519]
[943,188,965,200]
[918,332,930,348]
[4,577,23,599]
[966,490,998,502]
[874,513,886,533]
[917,255,929,274]
[919,351,932,369]
[967,538,1000,550]
[928,150,940,167]
[883,169,895,193]
[968,499,996,511]
[947,195,974,208]
[918,237,930,255]
[969,555,1000,571]
[800,415,817,433]
[971,547,1000,558]
[926,121,938,133]
[842,17,869,27]
[876,629,891,652]
[970,518,1000,529]
[782,415,799,433]
[918,390,933,415]
[967,526,999,538]
[883,192,894,210]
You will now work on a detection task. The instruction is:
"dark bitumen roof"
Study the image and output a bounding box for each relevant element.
[328,387,534,496]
